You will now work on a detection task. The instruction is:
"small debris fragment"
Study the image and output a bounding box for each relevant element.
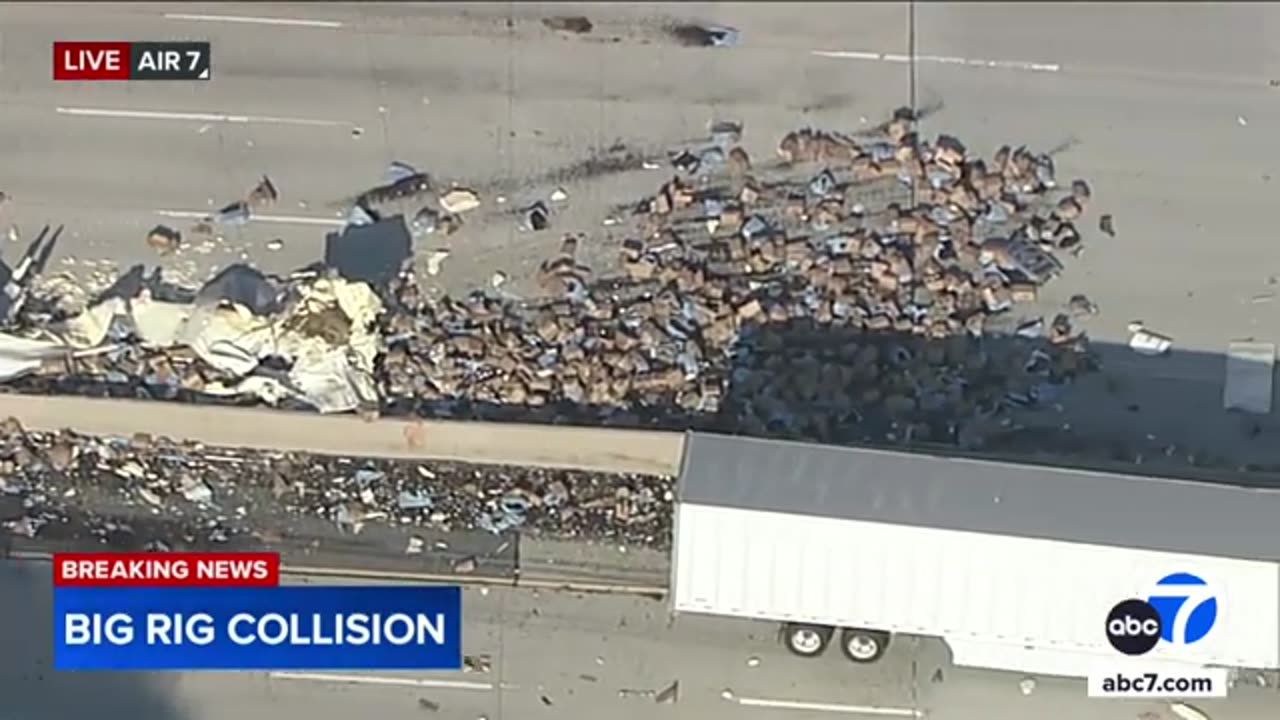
[539,695,553,706]
[247,176,279,208]
[1099,214,1116,237]
[405,536,425,554]
[439,188,481,215]
[655,680,679,704]
[578,674,598,682]
[521,201,551,232]
[542,16,593,34]
[1128,321,1173,356]
[745,656,761,668]
[453,556,477,574]
[417,698,440,712]
[265,238,284,252]
[720,688,736,702]
[425,250,450,276]
[5,225,16,243]
[1019,676,1036,695]
[462,654,491,673]
[146,225,182,255]
[490,272,508,288]
[178,475,214,505]
[1238,115,1249,126]
[1067,294,1098,315]
[549,187,569,202]
[351,126,364,138]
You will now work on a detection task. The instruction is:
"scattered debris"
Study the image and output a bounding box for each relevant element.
[1019,676,1036,695]
[265,238,284,252]
[549,187,569,203]
[543,16,593,34]
[146,225,182,255]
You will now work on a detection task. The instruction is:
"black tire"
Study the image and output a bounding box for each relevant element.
[839,628,890,664]
[782,623,833,657]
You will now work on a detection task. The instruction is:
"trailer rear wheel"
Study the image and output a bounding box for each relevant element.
[839,628,889,663]
[783,624,833,657]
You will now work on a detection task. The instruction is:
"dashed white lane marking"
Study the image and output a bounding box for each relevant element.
[163,13,344,29]
[269,671,492,691]
[155,210,345,227]
[732,696,925,717]
[56,107,351,128]
[812,49,1060,73]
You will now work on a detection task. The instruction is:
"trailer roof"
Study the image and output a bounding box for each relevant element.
[678,432,1280,563]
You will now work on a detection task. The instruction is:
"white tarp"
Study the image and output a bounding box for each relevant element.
[1223,341,1275,414]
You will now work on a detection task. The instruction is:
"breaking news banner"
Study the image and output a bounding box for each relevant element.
[51,552,462,671]
[52,41,212,81]
[1087,667,1230,699]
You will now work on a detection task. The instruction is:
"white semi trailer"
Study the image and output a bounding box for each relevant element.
[670,432,1280,678]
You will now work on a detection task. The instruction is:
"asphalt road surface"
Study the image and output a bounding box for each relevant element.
[5,559,1277,720]
[5,2,1280,463]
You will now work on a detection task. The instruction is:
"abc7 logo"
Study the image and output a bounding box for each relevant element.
[1106,589,1218,656]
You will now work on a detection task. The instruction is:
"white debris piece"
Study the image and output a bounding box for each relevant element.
[549,187,569,202]
[179,475,214,505]
[405,536,425,554]
[439,188,481,214]
[1127,321,1172,356]
[490,271,507,288]
[745,656,761,667]
[266,238,284,251]
[720,689,735,701]
[426,250,450,276]
[1019,676,1036,695]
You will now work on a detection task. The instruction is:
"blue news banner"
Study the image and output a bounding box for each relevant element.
[53,585,462,670]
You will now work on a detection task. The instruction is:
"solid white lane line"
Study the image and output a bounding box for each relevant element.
[269,671,492,691]
[56,107,351,128]
[812,49,1060,73]
[164,13,344,29]
[734,696,924,717]
[155,210,345,227]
